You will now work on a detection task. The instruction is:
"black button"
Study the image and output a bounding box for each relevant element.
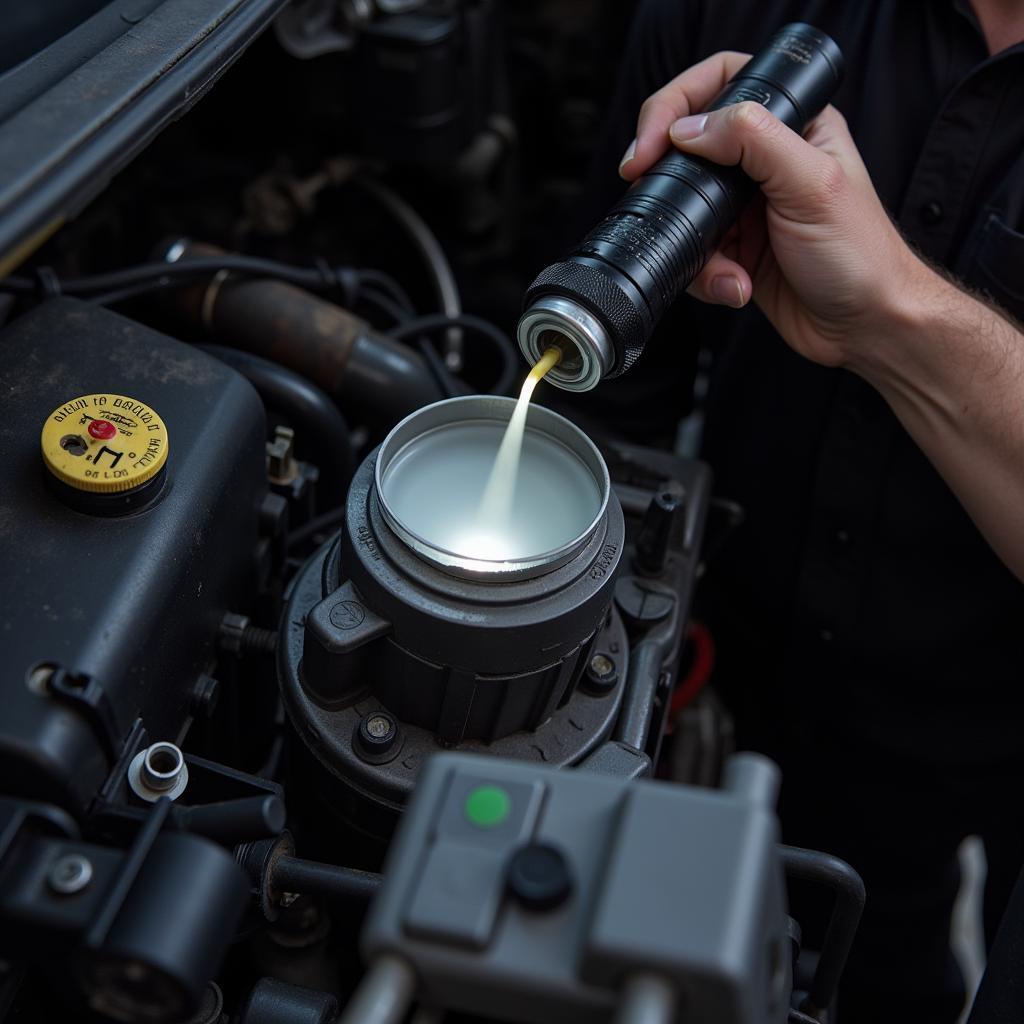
[506,843,573,911]
[921,201,944,225]
[819,628,834,643]
[834,528,851,547]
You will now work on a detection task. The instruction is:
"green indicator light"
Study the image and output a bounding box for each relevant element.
[464,785,511,828]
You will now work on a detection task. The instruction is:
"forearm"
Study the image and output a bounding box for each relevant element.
[847,261,1024,581]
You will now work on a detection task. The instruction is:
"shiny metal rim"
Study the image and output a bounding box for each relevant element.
[516,295,614,392]
[373,395,610,581]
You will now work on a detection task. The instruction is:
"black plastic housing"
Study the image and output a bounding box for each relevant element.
[79,830,249,1022]
[524,23,844,377]
[297,447,625,744]
[351,6,493,165]
[0,299,267,814]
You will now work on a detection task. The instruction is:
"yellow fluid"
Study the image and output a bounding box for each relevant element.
[471,348,561,556]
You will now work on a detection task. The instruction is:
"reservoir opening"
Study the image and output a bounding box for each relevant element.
[375,394,609,580]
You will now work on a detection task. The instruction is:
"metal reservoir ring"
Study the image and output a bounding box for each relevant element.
[374,395,610,582]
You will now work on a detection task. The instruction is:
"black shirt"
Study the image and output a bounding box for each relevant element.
[574,0,1024,767]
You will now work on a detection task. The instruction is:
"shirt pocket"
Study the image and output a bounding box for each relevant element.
[963,213,1024,324]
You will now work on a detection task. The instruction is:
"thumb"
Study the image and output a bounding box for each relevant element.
[668,102,860,224]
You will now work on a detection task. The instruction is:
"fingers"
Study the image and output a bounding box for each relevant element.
[667,102,856,223]
[686,252,753,308]
[620,50,751,180]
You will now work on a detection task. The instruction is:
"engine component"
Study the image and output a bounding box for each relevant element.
[374,395,608,579]
[0,798,249,1024]
[274,0,374,58]
[127,743,189,803]
[351,4,495,164]
[39,391,169,512]
[0,6,872,1022]
[241,977,340,1024]
[280,396,627,818]
[358,751,790,1024]
[200,344,355,509]
[164,240,443,428]
[517,24,844,391]
[0,298,267,815]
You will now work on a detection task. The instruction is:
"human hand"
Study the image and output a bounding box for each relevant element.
[619,51,929,370]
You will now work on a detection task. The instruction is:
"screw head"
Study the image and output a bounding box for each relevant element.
[49,853,93,894]
[356,710,398,756]
[584,652,618,695]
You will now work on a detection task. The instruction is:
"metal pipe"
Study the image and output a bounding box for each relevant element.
[780,845,866,1020]
[337,955,417,1024]
[271,856,382,906]
[167,241,442,426]
[614,974,676,1024]
[613,639,663,753]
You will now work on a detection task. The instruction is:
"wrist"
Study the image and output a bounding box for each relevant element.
[842,251,955,392]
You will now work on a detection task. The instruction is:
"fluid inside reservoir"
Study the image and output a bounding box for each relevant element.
[379,417,603,563]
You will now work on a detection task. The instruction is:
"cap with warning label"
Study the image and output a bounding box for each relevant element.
[40,393,169,497]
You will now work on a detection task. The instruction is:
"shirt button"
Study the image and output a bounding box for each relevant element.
[834,528,851,546]
[819,628,834,643]
[921,201,944,225]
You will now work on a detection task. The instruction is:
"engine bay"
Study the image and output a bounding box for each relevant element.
[0,4,863,1022]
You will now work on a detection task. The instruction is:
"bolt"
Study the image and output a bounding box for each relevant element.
[190,674,220,718]
[49,853,93,894]
[365,714,391,739]
[219,612,249,653]
[240,626,279,657]
[219,613,277,657]
[584,652,618,695]
[26,664,55,695]
[356,710,398,757]
[267,426,298,483]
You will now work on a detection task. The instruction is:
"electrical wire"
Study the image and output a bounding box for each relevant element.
[85,278,184,306]
[414,338,462,399]
[5,256,515,394]
[355,289,461,397]
[286,507,346,550]
[1,256,408,311]
[386,313,517,396]
[358,288,411,326]
[356,267,416,315]
[354,177,463,366]
[668,622,715,720]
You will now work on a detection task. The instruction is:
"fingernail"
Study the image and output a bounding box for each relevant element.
[710,276,745,308]
[669,113,709,142]
[618,139,637,176]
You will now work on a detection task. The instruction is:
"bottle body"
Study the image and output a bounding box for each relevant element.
[518,24,844,392]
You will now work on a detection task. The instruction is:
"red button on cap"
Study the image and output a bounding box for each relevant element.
[88,419,117,440]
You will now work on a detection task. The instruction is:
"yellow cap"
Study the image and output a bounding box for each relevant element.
[41,394,169,494]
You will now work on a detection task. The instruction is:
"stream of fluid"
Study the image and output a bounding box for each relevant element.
[472,347,562,554]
